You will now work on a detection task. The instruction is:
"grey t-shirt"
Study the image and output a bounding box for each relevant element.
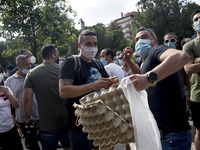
[24,62,68,131]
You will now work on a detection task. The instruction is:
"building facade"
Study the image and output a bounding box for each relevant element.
[115,11,137,40]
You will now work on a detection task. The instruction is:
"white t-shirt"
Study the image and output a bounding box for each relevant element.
[0,87,14,133]
[105,63,125,82]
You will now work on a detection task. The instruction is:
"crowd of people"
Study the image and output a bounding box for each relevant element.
[0,9,199,150]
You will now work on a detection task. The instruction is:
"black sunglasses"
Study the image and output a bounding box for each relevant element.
[165,38,177,43]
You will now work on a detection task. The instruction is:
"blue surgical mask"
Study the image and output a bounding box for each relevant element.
[116,56,120,60]
[135,39,152,58]
[135,57,141,63]
[100,57,108,66]
[165,42,176,48]
[194,20,200,33]
[22,69,29,74]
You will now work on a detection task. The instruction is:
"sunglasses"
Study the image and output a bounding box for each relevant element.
[164,38,177,43]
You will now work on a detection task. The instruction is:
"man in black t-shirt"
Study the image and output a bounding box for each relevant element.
[124,27,192,150]
[59,30,112,150]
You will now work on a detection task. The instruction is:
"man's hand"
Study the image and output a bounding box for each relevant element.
[92,78,112,90]
[123,47,133,61]
[194,57,200,63]
[129,74,152,92]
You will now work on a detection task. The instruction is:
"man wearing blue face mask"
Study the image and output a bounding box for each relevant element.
[183,9,200,150]
[59,30,112,150]
[100,49,108,66]
[124,27,191,150]
[164,32,179,49]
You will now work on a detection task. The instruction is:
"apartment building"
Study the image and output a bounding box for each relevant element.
[114,11,137,40]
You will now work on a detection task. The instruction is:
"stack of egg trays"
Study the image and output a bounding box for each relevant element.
[73,83,134,149]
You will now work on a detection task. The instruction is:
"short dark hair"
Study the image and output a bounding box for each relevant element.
[191,9,200,22]
[19,49,29,55]
[41,44,57,59]
[105,48,114,60]
[164,32,178,40]
[78,30,96,44]
[136,27,157,40]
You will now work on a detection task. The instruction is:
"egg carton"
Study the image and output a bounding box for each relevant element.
[73,83,134,149]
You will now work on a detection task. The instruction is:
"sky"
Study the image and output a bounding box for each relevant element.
[68,0,200,30]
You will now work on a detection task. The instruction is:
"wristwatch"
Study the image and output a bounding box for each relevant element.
[146,71,158,87]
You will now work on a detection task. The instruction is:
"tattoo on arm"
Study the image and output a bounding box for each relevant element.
[59,79,74,87]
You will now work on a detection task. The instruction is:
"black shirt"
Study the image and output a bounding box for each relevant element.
[141,45,190,132]
[59,56,109,131]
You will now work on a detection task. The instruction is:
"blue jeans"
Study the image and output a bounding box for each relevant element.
[161,130,192,150]
[40,127,70,150]
[68,130,91,150]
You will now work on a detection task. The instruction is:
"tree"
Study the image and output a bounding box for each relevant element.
[0,0,75,62]
[132,0,200,44]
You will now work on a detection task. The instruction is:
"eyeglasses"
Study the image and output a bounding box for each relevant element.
[164,38,177,43]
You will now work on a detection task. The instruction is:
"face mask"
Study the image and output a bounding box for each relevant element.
[59,60,63,66]
[0,73,3,82]
[194,20,200,33]
[100,57,108,66]
[82,46,98,60]
[135,57,141,63]
[30,56,36,64]
[135,39,152,58]
[6,72,10,77]
[119,60,124,66]
[116,56,120,60]
[22,69,29,75]
[165,42,176,48]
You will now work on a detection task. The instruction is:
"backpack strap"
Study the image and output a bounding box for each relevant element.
[72,55,82,82]
[93,58,104,70]
[72,55,81,72]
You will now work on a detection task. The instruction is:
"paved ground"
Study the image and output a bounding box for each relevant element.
[21,121,196,150]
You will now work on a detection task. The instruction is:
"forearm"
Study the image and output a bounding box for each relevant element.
[23,88,33,121]
[59,83,95,98]
[126,59,141,74]
[184,63,200,74]
[1,86,19,108]
[6,92,19,108]
[153,51,190,81]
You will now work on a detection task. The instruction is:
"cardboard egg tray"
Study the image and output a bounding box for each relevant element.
[73,83,134,150]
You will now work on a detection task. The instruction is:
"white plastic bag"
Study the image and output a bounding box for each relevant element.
[121,77,162,150]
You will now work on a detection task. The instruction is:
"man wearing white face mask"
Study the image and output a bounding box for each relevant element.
[124,27,191,150]
[5,55,40,150]
[183,9,200,150]
[59,30,113,150]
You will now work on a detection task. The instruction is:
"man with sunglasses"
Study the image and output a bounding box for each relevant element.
[124,27,191,150]
[164,32,179,48]
[183,9,200,150]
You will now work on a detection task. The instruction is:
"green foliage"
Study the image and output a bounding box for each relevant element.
[88,22,128,57]
[132,0,200,45]
[0,0,76,62]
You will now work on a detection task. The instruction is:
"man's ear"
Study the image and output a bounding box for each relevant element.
[192,23,195,30]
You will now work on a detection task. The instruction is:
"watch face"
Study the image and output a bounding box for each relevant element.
[149,72,158,82]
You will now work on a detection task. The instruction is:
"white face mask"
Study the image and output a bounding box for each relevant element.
[0,73,4,83]
[30,56,36,64]
[82,46,98,60]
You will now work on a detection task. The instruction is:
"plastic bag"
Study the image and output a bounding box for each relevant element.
[121,77,162,150]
